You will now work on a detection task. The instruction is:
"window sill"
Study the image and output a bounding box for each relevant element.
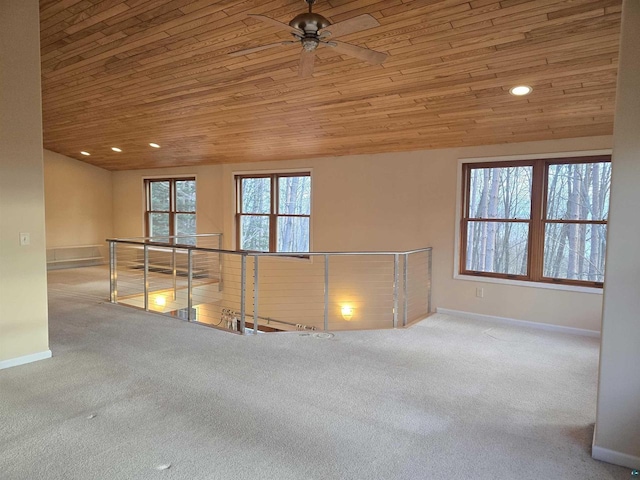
[454,273,603,294]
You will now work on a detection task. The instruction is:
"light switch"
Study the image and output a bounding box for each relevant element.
[19,232,30,246]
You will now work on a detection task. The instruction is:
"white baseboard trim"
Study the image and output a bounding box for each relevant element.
[435,308,600,337]
[592,445,640,469]
[0,350,52,370]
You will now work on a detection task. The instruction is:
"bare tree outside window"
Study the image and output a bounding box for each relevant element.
[278,175,311,252]
[239,177,271,251]
[236,173,311,253]
[465,165,532,276]
[543,162,610,283]
[461,157,610,287]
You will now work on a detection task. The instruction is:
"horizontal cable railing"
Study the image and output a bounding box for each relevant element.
[108,235,432,334]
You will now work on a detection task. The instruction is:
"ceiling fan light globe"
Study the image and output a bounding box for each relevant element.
[302,37,319,51]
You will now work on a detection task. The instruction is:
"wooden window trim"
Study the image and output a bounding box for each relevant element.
[235,172,311,253]
[460,156,610,288]
[145,177,196,239]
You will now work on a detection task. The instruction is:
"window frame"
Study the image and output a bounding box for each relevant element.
[144,177,196,241]
[459,155,610,288]
[235,172,311,253]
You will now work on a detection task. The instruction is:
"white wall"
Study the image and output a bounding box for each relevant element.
[44,149,113,248]
[593,0,640,468]
[0,0,50,365]
[113,135,612,332]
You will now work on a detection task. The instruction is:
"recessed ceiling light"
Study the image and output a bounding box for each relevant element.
[149,143,160,148]
[509,85,533,96]
[111,147,122,152]
[80,151,90,156]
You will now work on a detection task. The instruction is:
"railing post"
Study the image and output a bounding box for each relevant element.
[253,256,259,335]
[403,253,408,327]
[393,254,399,328]
[109,241,117,303]
[427,249,433,314]
[187,249,193,322]
[324,254,329,331]
[172,247,177,301]
[240,255,246,334]
[218,235,224,291]
[143,244,149,311]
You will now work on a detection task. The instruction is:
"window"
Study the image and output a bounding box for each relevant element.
[460,156,610,287]
[145,178,196,242]
[236,173,311,252]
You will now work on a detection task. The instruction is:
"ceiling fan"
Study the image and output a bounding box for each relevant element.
[229,0,387,77]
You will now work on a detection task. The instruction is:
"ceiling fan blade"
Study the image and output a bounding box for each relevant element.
[248,14,303,35]
[229,41,296,57]
[325,40,387,65]
[319,14,380,39]
[299,50,316,78]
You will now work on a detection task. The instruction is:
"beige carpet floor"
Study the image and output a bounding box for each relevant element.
[0,266,631,479]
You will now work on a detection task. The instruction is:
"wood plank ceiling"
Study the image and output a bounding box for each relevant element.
[40,0,622,170]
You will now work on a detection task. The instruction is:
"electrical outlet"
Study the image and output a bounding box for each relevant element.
[19,232,30,246]
[476,287,484,298]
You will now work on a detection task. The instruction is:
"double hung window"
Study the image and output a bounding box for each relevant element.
[236,173,311,253]
[145,178,196,242]
[460,156,610,287]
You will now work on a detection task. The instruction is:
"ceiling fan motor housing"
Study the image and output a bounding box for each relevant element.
[289,13,331,34]
[290,12,330,51]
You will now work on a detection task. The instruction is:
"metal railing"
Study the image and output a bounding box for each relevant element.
[107,234,432,334]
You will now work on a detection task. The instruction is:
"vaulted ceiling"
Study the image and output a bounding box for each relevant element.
[40,0,622,170]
